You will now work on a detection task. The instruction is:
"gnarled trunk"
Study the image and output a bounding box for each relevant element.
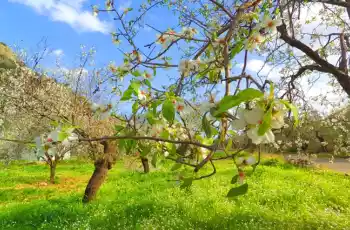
[82,140,117,203]
[140,156,149,173]
[82,159,109,203]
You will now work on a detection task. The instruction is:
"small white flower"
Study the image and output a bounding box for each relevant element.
[231,109,247,130]
[244,108,264,125]
[143,71,153,80]
[150,125,163,137]
[179,59,200,76]
[156,34,172,48]
[283,123,289,128]
[271,112,285,129]
[247,127,275,144]
[245,32,265,51]
[164,151,169,157]
[277,140,282,145]
[119,63,131,72]
[181,27,197,38]
[67,133,79,142]
[179,60,190,76]
[138,90,147,101]
[188,60,200,72]
[91,103,101,112]
[260,15,282,34]
[200,147,209,159]
[321,141,328,146]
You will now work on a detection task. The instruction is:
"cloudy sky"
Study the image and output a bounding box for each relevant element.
[1,0,346,113]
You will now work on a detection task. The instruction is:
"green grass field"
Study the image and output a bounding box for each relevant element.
[0,158,350,230]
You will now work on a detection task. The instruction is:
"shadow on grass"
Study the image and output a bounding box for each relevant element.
[0,194,336,230]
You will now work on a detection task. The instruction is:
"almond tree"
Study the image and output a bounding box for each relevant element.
[75,0,299,202]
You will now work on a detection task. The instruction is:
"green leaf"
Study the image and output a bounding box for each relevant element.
[58,132,68,142]
[258,106,272,136]
[162,100,175,123]
[153,68,157,76]
[269,83,274,100]
[50,120,59,127]
[144,79,152,88]
[211,127,219,136]
[209,70,216,82]
[160,129,170,139]
[214,89,263,116]
[279,100,299,126]
[225,139,233,152]
[114,125,125,132]
[118,139,126,152]
[125,139,137,152]
[227,183,248,197]
[121,88,134,101]
[228,130,236,136]
[130,81,141,92]
[140,145,151,157]
[146,112,156,125]
[231,175,238,184]
[132,70,142,77]
[202,112,212,138]
[151,101,160,115]
[171,163,182,171]
[151,153,157,167]
[230,41,244,59]
[180,177,193,189]
[132,102,138,114]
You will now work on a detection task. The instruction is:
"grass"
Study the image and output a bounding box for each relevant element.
[0,157,350,230]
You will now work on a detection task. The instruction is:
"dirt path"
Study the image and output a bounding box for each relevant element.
[313,158,350,174]
[281,154,350,174]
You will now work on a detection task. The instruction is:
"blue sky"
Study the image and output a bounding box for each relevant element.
[1,0,269,109]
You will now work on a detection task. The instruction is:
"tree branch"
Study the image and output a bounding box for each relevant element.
[277,23,350,96]
[80,135,215,150]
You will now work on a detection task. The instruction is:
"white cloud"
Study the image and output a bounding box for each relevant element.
[118,0,132,12]
[52,49,63,56]
[238,59,272,75]
[9,0,113,34]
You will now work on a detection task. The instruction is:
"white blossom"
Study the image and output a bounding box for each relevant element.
[260,15,282,34]
[245,32,265,51]
[247,127,275,144]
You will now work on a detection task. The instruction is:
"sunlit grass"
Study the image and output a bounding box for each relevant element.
[0,158,349,230]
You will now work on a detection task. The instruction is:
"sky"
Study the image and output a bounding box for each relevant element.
[0,0,346,113]
[0,0,251,107]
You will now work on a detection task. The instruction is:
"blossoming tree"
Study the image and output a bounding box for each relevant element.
[73,0,299,201]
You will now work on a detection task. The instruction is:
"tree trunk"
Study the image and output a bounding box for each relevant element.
[82,140,117,203]
[49,162,56,184]
[140,156,149,173]
[82,159,109,203]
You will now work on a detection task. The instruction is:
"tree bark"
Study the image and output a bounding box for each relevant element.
[82,159,109,203]
[140,156,150,173]
[49,162,56,184]
[82,140,117,203]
